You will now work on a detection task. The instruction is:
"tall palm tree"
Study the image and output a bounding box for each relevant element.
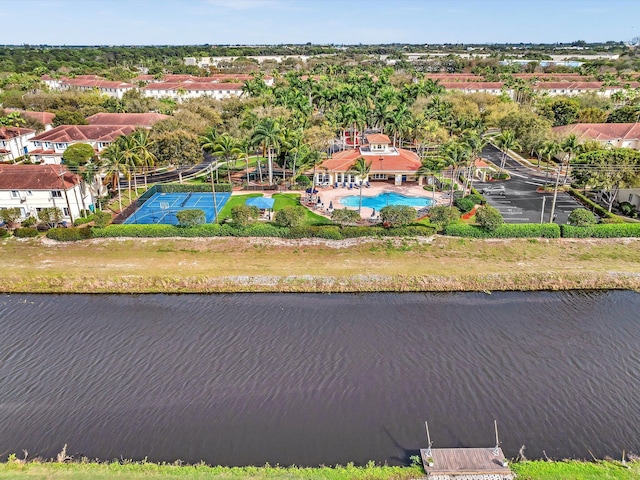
[539,140,561,188]
[213,134,241,185]
[300,149,326,194]
[237,138,256,186]
[251,117,282,186]
[102,142,128,213]
[349,157,371,214]
[461,131,488,194]
[417,155,447,206]
[131,129,156,190]
[494,129,520,172]
[560,134,581,186]
[440,142,470,206]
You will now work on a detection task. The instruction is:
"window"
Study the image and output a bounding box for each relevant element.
[11,190,19,198]
[51,190,62,198]
[372,174,387,180]
[63,208,69,216]
[26,190,33,196]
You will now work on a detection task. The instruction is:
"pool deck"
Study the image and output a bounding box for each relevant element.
[230,183,451,219]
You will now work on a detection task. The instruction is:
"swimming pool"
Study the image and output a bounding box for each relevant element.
[340,192,434,209]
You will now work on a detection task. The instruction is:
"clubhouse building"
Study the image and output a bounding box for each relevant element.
[318,134,422,186]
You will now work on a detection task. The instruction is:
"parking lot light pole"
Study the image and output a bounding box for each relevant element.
[540,196,546,224]
[549,167,561,223]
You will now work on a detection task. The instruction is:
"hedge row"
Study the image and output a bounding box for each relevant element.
[561,223,640,238]
[91,223,437,240]
[569,189,624,223]
[14,227,39,238]
[444,223,561,238]
[157,183,233,193]
[46,227,93,241]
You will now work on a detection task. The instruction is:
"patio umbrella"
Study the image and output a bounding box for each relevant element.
[329,201,333,209]
[371,208,376,217]
[317,196,322,205]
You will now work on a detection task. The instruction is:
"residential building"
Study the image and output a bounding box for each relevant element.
[86,112,169,128]
[0,164,92,222]
[0,127,36,162]
[552,123,640,150]
[28,125,136,164]
[319,134,422,186]
[142,82,244,101]
[41,75,135,98]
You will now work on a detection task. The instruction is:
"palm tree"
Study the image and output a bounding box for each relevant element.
[300,149,326,195]
[440,142,470,206]
[539,140,561,188]
[251,117,282,185]
[213,134,241,185]
[560,134,581,186]
[349,157,371,214]
[237,138,256,186]
[131,129,156,190]
[417,155,447,205]
[494,129,520,172]
[461,131,488,194]
[102,142,128,213]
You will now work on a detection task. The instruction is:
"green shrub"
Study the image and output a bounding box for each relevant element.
[21,216,37,228]
[437,179,460,191]
[176,209,206,227]
[73,214,95,227]
[93,210,112,228]
[274,206,306,227]
[0,228,9,239]
[475,205,504,231]
[295,175,311,186]
[569,188,624,222]
[429,206,461,230]
[567,208,597,227]
[380,205,417,227]
[618,202,637,217]
[46,227,93,241]
[14,227,39,238]
[445,223,561,238]
[231,205,260,226]
[0,207,21,228]
[561,223,640,238]
[288,226,342,240]
[466,194,485,205]
[454,197,476,213]
[331,208,360,226]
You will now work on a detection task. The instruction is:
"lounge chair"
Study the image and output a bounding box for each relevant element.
[365,181,371,188]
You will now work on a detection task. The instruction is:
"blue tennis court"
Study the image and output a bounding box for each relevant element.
[124,192,231,225]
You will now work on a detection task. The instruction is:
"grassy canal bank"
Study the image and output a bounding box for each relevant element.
[0,460,639,480]
[1,236,640,293]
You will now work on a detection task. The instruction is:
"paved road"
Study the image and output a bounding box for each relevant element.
[475,145,582,224]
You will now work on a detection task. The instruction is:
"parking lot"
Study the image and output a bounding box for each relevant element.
[474,145,584,224]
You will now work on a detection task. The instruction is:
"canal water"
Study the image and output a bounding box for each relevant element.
[1,291,639,466]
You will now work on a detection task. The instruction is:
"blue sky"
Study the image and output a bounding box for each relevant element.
[2,0,637,45]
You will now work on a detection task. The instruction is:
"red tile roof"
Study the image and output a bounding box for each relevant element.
[0,164,80,190]
[0,127,34,140]
[5,109,55,126]
[31,125,136,143]
[366,133,391,144]
[61,78,135,89]
[441,82,504,90]
[143,82,242,91]
[86,112,169,127]
[553,123,640,141]
[322,147,422,173]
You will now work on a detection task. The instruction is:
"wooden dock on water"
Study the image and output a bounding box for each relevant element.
[420,447,513,479]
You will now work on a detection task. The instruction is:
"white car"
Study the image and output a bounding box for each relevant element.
[482,185,506,196]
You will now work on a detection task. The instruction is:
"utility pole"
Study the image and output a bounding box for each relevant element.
[540,196,546,224]
[549,167,561,223]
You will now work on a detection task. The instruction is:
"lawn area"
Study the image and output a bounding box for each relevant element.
[0,460,638,480]
[216,193,262,222]
[272,193,332,226]
[2,236,640,293]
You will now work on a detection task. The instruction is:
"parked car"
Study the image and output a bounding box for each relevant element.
[482,185,506,196]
